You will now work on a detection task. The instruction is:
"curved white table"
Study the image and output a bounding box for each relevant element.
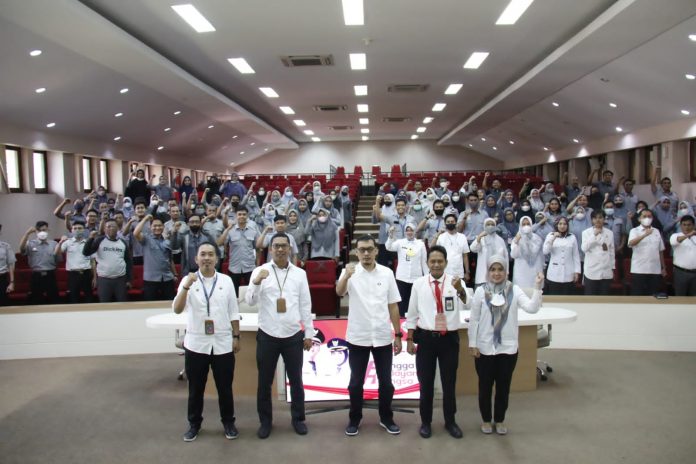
[146,312,260,331]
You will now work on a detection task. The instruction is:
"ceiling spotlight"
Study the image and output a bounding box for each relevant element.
[157,146,164,150]
[686,74,695,80]
[46,122,56,128]
[208,124,214,129]
[411,135,419,140]
[174,110,181,115]
[164,127,171,132]
[481,137,486,142]
[29,49,42,57]
[615,126,623,132]
[35,87,46,94]
[689,34,696,42]
[468,144,473,147]
[609,102,618,108]
[681,109,691,116]
[492,146,498,150]
[572,138,580,143]
[543,147,549,151]
[552,101,559,107]
[113,136,121,141]
[120,88,129,94]
[114,112,123,118]
[509,140,515,144]
[232,135,238,138]
[240,151,245,155]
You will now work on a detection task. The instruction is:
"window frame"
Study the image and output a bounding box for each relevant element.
[98,159,109,191]
[32,150,48,193]
[82,157,93,193]
[4,146,23,193]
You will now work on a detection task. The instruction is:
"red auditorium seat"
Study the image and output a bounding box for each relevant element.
[305,260,339,317]
[128,265,144,300]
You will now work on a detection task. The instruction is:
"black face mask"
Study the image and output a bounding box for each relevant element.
[231,201,239,207]
[434,209,444,216]
[341,191,348,196]
[445,223,456,231]
[189,226,201,233]
[384,202,392,206]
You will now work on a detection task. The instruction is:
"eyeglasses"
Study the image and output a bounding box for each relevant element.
[272,243,289,250]
[356,247,376,254]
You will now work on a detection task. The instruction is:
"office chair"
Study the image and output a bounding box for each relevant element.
[175,329,186,381]
[537,324,553,381]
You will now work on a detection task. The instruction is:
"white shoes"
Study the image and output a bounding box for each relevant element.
[480,422,493,434]
[495,423,508,435]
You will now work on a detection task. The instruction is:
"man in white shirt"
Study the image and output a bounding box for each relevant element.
[172,242,240,442]
[245,233,314,439]
[581,210,615,295]
[336,235,403,436]
[405,245,469,439]
[431,213,471,281]
[627,209,667,296]
[670,215,696,296]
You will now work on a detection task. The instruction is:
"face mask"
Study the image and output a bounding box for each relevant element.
[258,189,265,196]
[434,209,444,216]
[575,213,585,220]
[604,208,614,216]
[521,205,531,212]
[157,206,167,214]
[521,225,532,234]
[318,216,328,223]
[313,186,321,193]
[546,187,554,193]
[445,223,456,231]
[330,194,337,200]
[484,225,496,234]
[469,203,478,210]
[640,217,653,227]
[189,225,201,233]
[271,196,280,202]
[195,208,205,216]
[615,201,624,207]
[123,202,132,209]
[231,201,240,207]
[413,204,422,211]
[442,200,450,205]
[384,201,392,206]
[73,231,85,239]
[248,198,257,206]
[98,191,106,196]
[440,182,448,189]
[452,195,460,202]
[427,194,436,201]
[678,208,689,217]
[285,191,293,197]
[266,211,275,218]
[37,231,49,241]
[341,191,348,196]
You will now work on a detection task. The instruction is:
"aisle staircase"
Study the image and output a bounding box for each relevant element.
[350,195,379,262]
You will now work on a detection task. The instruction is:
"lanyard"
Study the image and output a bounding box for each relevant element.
[271,264,291,297]
[197,271,218,317]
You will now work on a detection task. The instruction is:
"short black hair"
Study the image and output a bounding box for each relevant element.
[236,206,248,214]
[467,193,479,200]
[679,214,694,224]
[427,245,447,261]
[269,232,290,247]
[196,241,217,255]
[432,199,445,208]
[133,197,147,207]
[395,198,407,206]
[35,220,49,229]
[71,220,86,227]
[591,210,606,220]
[444,213,458,222]
[86,209,99,216]
[603,170,614,176]
[355,234,377,248]
[274,215,287,223]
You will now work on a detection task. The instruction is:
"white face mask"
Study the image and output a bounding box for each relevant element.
[285,191,293,197]
[640,217,653,227]
[37,231,49,240]
[521,205,531,212]
[427,194,436,201]
[521,225,532,234]
[451,195,460,202]
[318,216,328,223]
[258,189,265,195]
[604,208,615,216]
[678,208,689,217]
[484,224,496,234]
[575,213,585,220]
[313,185,321,193]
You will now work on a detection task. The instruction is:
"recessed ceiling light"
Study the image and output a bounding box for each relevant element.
[171,4,216,33]
[349,53,366,70]
[227,58,255,74]
[357,104,369,113]
[232,135,238,139]
[444,84,463,95]
[681,109,691,115]
[552,101,559,107]
[157,146,164,150]
[174,110,181,115]
[120,88,129,94]
[250,142,255,146]
[432,103,446,112]
[304,130,315,135]
[468,144,473,147]
[543,147,549,151]
[35,87,46,94]
[46,122,56,128]
[509,140,515,144]
[240,151,245,155]
[164,128,172,133]
[686,74,696,80]
[113,136,121,141]
[416,127,426,133]
[572,138,580,143]
[208,124,214,129]
[114,112,123,118]
[689,34,696,42]
[311,137,321,142]
[360,128,370,134]
[359,118,369,125]
[481,137,486,141]
[492,146,498,150]
[615,127,623,132]
[342,0,364,26]
[411,135,419,140]
[264,148,268,151]
[293,119,306,126]
[463,52,489,69]
[609,102,618,108]
[259,87,279,98]
[362,136,369,141]
[354,85,368,96]
[496,0,534,25]
[279,106,295,115]
[29,49,42,57]
[423,117,434,124]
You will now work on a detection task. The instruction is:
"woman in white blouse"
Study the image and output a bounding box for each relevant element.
[510,216,544,288]
[470,218,509,287]
[386,222,428,316]
[468,254,543,435]
[581,210,615,295]
[543,217,581,295]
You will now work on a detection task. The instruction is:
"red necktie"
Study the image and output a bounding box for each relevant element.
[433,280,446,335]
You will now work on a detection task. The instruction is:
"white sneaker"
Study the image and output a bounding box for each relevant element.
[480,422,493,434]
[495,423,508,435]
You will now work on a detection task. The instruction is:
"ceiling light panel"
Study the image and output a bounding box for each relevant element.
[360,128,369,134]
[311,137,321,142]
[432,103,446,112]
[349,53,366,70]
[354,85,368,96]
[411,135,419,140]
[228,58,255,74]
[29,49,42,57]
[362,136,369,141]
[259,87,279,98]
[416,127,426,133]
[171,4,216,33]
[342,0,364,26]
[280,106,295,114]
[423,117,434,124]
[357,104,369,113]
[304,130,315,135]
[293,119,307,126]
[359,118,369,124]
[463,52,489,69]
[444,84,463,95]
[495,0,534,25]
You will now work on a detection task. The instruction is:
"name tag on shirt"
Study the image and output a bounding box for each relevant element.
[204,319,215,335]
[445,296,454,311]
[276,297,287,313]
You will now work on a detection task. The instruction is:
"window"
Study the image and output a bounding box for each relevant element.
[644,145,661,184]
[33,151,47,192]
[82,157,92,192]
[99,160,109,191]
[4,147,22,192]
[689,139,696,182]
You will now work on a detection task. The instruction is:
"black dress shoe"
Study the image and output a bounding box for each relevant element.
[257,423,272,439]
[224,423,239,440]
[292,420,308,435]
[183,426,200,442]
[419,423,432,438]
[445,423,463,439]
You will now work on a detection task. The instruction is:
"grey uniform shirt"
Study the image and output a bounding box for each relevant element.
[139,234,174,282]
[25,239,58,271]
[0,241,17,274]
[227,224,259,273]
[459,209,489,242]
[203,219,225,256]
[262,233,299,262]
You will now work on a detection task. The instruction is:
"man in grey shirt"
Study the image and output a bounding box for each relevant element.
[256,215,299,265]
[20,220,59,304]
[202,204,225,266]
[218,207,260,294]
[152,176,175,202]
[164,204,188,265]
[171,215,217,274]
[83,219,132,302]
[0,224,17,306]
[458,193,489,245]
[135,214,176,301]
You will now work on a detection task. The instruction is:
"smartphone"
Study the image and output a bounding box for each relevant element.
[654,293,668,299]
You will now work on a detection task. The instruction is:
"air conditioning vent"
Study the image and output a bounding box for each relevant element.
[329,125,354,131]
[280,55,334,67]
[313,105,348,112]
[382,117,412,123]
[388,84,429,93]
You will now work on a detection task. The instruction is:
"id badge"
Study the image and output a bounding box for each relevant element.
[204,319,215,335]
[434,313,447,332]
[445,296,455,312]
[276,297,287,313]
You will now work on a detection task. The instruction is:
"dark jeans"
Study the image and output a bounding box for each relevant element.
[546,280,575,295]
[673,268,696,296]
[414,329,459,426]
[68,269,93,303]
[583,277,611,295]
[97,275,128,302]
[184,348,236,428]
[30,270,58,304]
[396,280,413,317]
[474,352,518,423]
[347,343,394,424]
[229,271,252,297]
[256,330,305,426]
[630,273,661,296]
[143,279,176,301]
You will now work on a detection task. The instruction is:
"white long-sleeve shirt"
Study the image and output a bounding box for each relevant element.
[405,273,470,331]
[543,233,581,283]
[510,235,544,288]
[581,227,615,280]
[670,233,696,270]
[385,237,427,283]
[628,226,664,275]
[470,234,508,284]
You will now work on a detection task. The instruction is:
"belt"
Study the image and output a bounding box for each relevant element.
[32,270,55,276]
[69,269,91,274]
[417,328,457,337]
[674,266,696,274]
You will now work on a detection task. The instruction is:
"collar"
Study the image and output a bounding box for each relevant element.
[429,273,445,284]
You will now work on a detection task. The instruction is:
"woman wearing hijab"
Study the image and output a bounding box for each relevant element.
[338,185,353,235]
[497,189,516,211]
[313,194,343,228]
[261,204,277,229]
[296,198,312,230]
[528,189,545,213]
[540,183,557,204]
[544,197,565,223]
[280,186,299,211]
[586,185,604,212]
[510,216,544,288]
[177,176,195,206]
[286,209,308,264]
[569,205,592,263]
[483,195,502,222]
[499,208,519,251]
[470,218,509,287]
[385,222,428,316]
[675,201,694,233]
[308,208,340,261]
[409,198,427,237]
[440,194,459,217]
[652,196,678,238]
[543,217,581,295]
[515,199,534,223]
[468,254,544,435]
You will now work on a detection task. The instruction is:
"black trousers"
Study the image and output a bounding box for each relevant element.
[30,270,58,304]
[68,269,93,303]
[630,273,662,296]
[256,330,305,426]
[673,268,696,296]
[414,329,459,426]
[583,277,611,295]
[229,271,252,296]
[97,276,128,302]
[0,273,9,306]
[377,244,397,270]
[546,280,575,295]
[143,280,176,301]
[396,280,413,317]
[184,348,236,428]
[347,343,394,424]
[474,353,518,423]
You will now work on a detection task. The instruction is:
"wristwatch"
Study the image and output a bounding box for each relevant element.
[394,332,403,338]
